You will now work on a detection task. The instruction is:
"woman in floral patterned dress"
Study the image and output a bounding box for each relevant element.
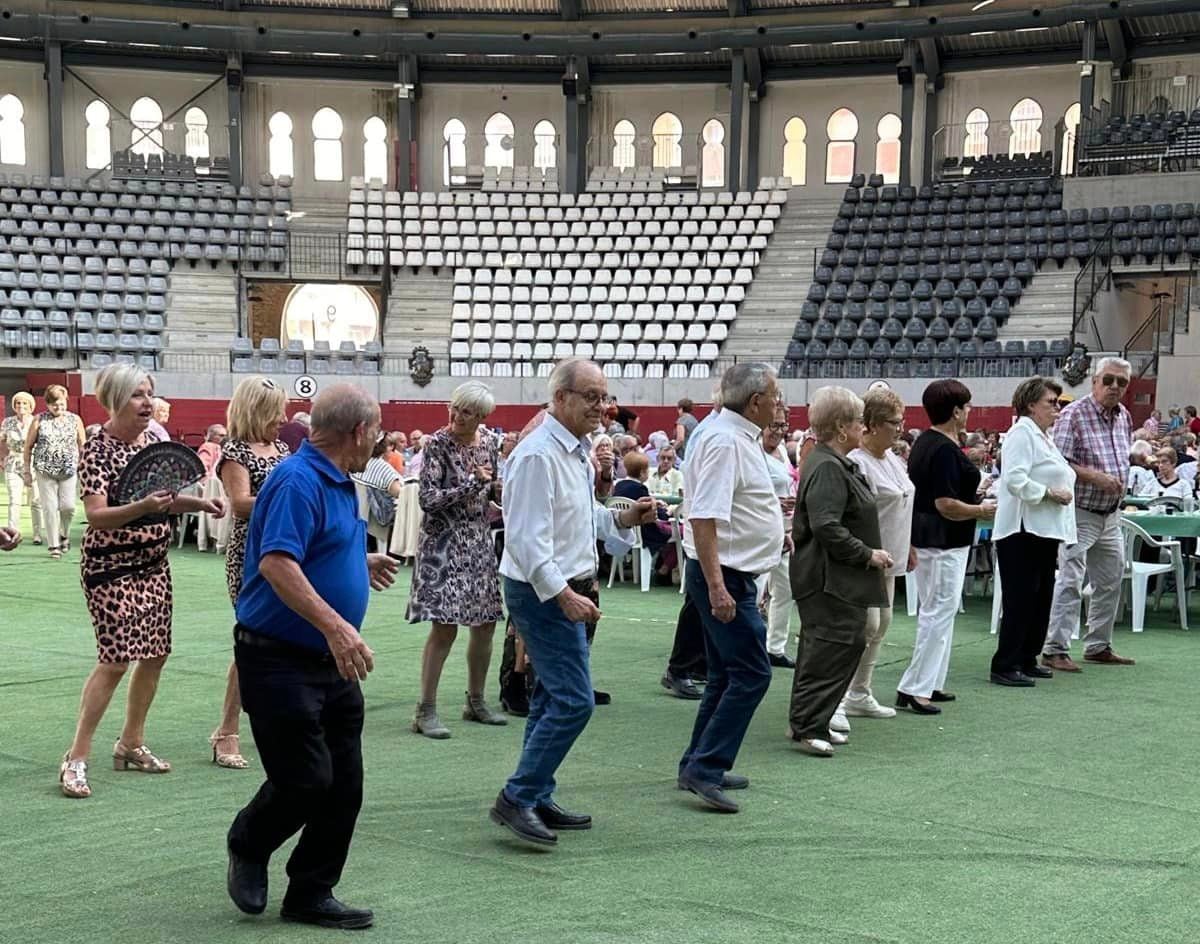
[408,381,506,738]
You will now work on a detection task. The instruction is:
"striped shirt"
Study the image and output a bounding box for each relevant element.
[1052,394,1132,514]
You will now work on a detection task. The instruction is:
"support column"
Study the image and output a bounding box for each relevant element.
[396,55,419,192]
[728,51,745,193]
[226,55,243,188]
[45,42,64,178]
[898,42,916,187]
[919,38,941,186]
[562,57,589,195]
[746,97,761,191]
[1080,21,1097,115]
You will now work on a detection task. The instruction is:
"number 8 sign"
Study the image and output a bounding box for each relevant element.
[294,375,318,398]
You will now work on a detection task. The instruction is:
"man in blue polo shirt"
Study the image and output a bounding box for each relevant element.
[225,384,398,931]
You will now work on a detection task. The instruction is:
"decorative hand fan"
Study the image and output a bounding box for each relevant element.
[109,441,206,526]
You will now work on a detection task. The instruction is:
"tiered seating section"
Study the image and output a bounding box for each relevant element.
[785,172,1067,380]
[940,151,1053,181]
[346,179,787,378]
[449,165,560,192]
[0,172,292,369]
[1079,110,1200,176]
[230,338,382,375]
[1054,202,1200,266]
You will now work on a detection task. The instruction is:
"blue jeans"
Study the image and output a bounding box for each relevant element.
[502,577,595,808]
[678,562,772,786]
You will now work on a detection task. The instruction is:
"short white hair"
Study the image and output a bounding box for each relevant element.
[809,385,864,443]
[720,362,776,414]
[1093,355,1131,378]
[1131,440,1154,460]
[548,357,601,400]
[450,380,495,417]
[310,384,379,435]
[95,363,153,416]
[591,433,613,453]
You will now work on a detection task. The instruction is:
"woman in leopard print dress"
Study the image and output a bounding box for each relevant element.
[408,382,506,738]
[209,376,289,770]
[58,364,225,799]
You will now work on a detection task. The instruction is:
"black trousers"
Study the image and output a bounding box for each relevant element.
[788,593,867,740]
[992,530,1061,675]
[229,630,365,898]
[667,563,707,679]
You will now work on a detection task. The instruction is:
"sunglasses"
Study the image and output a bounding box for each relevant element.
[1101,375,1129,388]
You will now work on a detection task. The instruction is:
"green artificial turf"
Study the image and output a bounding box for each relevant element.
[2,497,1200,944]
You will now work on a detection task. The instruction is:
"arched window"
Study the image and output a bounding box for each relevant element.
[363,115,388,185]
[875,113,902,184]
[612,119,636,170]
[442,118,466,186]
[533,119,557,172]
[484,112,514,171]
[825,107,858,184]
[700,119,725,188]
[0,94,24,165]
[312,107,344,181]
[1060,102,1081,176]
[84,99,111,170]
[129,96,163,159]
[282,283,379,351]
[184,106,209,161]
[652,112,682,170]
[782,116,807,186]
[268,111,294,179]
[1009,98,1042,157]
[963,107,989,159]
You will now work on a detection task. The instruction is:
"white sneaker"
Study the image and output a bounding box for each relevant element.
[794,737,834,757]
[842,694,897,719]
[829,708,851,733]
[827,729,848,746]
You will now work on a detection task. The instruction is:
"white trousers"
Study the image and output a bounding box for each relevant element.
[1044,508,1123,657]
[5,469,42,537]
[35,472,76,549]
[847,575,895,701]
[897,546,969,699]
[764,552,794,656]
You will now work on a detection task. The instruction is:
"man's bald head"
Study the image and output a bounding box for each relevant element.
[311,384,380,435]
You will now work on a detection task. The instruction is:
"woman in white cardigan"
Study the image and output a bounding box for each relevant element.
[990,377,1077,687]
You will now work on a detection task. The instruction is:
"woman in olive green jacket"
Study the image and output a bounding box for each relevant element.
[788,386,893,757]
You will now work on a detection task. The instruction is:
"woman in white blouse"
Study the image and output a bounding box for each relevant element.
[990,377,1076,686]
[1146,447,1193,502]
[842,386,915,724]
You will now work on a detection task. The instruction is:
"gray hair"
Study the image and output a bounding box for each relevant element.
[720,362,776,414]
[1093,355,1132,378]
[648,430,670,449]
[450,380,496,417]
[809,385,865,443]
[95,363,153,416]
[310,384,379,435]
[205,424,225,441]
[591,433,613,453]
[1130,440,1154,461]
[292,411,311,427]
[548,357,601,400]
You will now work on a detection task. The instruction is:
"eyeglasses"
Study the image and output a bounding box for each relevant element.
[768,423,788,432]
[1101,374,1130,388]
[564,388,606,406]
[881,417,904,427]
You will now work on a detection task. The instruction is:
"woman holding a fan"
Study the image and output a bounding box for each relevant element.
[59,364,225,799]
[209,376,290,770]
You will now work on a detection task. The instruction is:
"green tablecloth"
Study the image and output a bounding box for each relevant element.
[1123,495,1154,509]
[1121,511,1200,538]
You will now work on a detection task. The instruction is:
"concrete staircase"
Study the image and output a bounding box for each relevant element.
[162,269,239,358]
[1007,263,1077,341]
[384,268,453,359]
[722,196,842,360]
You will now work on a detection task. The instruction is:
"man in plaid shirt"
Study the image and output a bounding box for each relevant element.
[1042,356,1136,672]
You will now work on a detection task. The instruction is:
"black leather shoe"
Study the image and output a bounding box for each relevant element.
[226,843,268,915]
[930,690,956,702]
[768,652,796,669]
[678,775,739,813]
[990,670,1035,687]
[489,791,557,847]
[896,691,942,715]
[281,895,374,930]
[661,672,703,700]
[1023,665,1053,679]
[535,801,592,831]
[677,772,749,791]
[593,689,611,706]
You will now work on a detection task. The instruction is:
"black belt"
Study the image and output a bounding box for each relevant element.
[234,624,334,663]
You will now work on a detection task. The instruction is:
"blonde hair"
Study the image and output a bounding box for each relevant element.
[11,391,34,411]
[808,385,864,443]
[227,376,287,443]
[862,388,905,432]
[45,383,68,405]
[94,364,152,416]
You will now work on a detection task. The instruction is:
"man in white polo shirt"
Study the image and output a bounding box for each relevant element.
[676,362,783,814]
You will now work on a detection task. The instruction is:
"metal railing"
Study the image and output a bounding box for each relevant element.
[1071,221,1115,349]
[930,120,1056,179]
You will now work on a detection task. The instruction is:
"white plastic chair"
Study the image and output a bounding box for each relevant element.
[1118,518,1187,632]
[606,496,651,592]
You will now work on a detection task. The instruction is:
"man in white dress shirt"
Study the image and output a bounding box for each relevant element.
[491,359,655,848]
[677,363,783,814]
